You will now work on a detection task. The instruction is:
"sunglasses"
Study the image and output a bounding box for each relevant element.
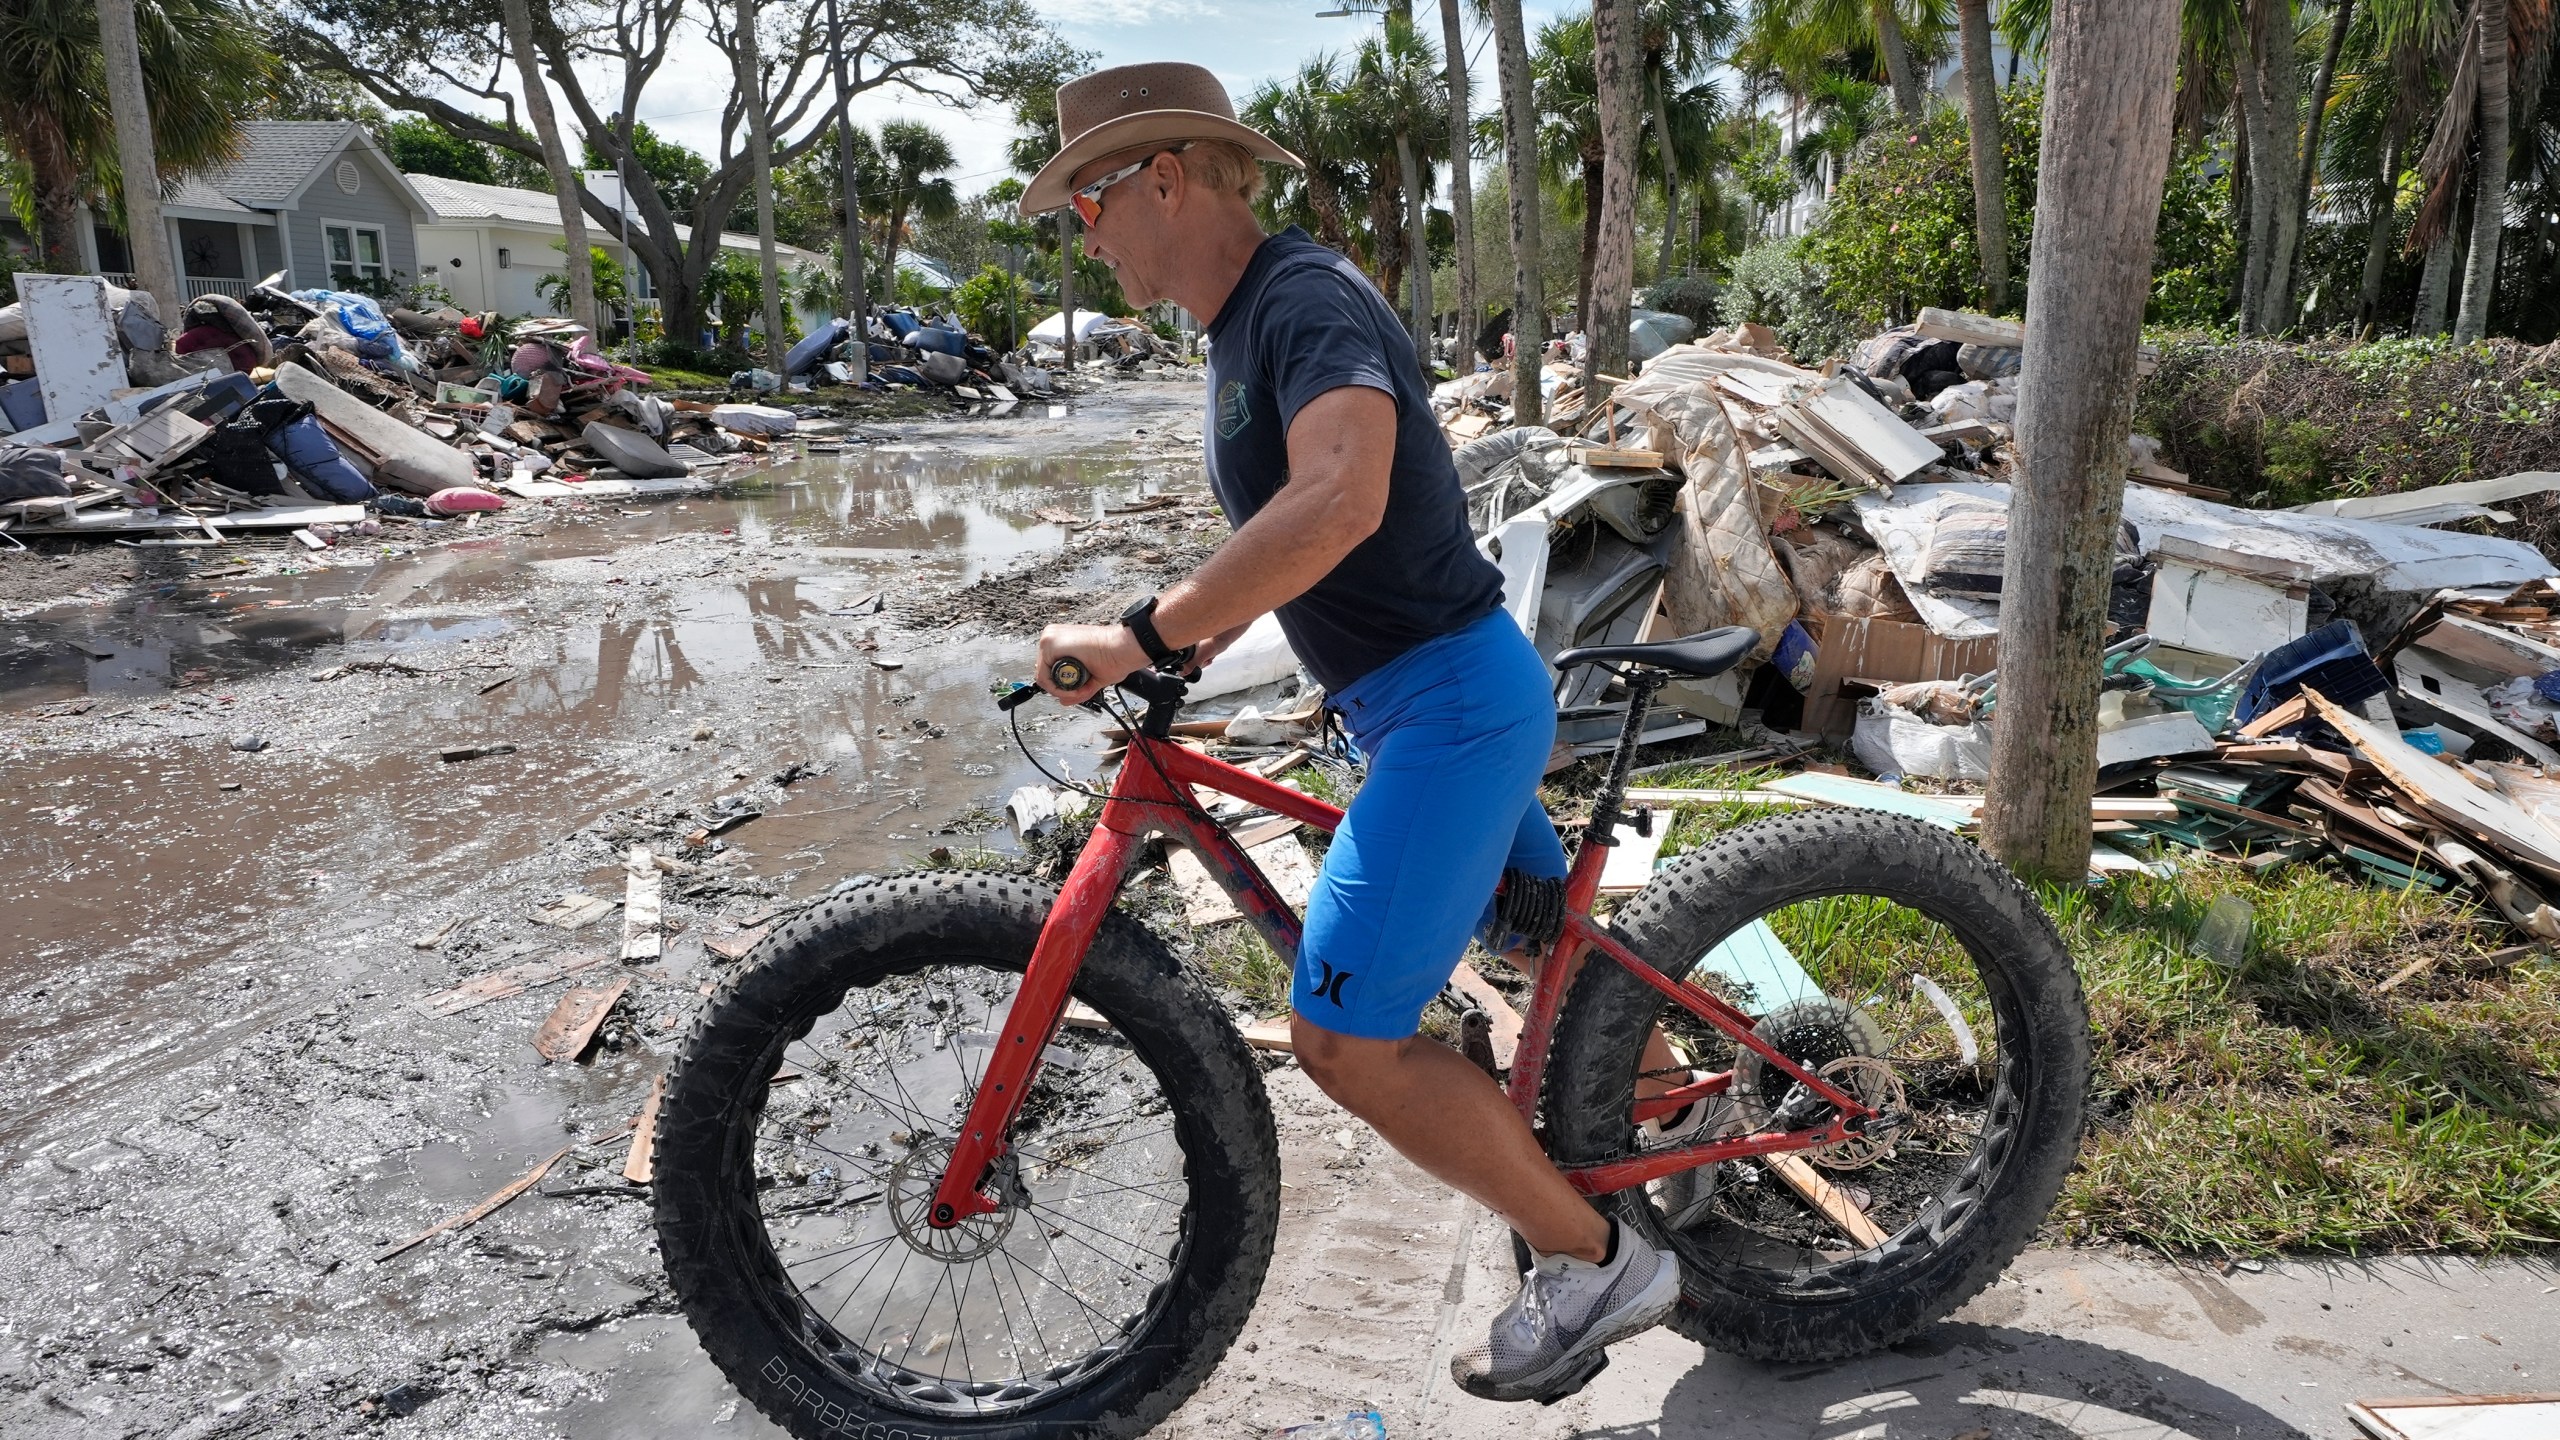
[1068,143,1192,226]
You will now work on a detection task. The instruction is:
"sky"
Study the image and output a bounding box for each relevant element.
[534,1,1581,205]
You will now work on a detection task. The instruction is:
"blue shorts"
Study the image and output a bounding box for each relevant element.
[1291,611,1570,1040]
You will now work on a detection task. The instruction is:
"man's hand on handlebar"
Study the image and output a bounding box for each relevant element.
[1034,622,1150,705]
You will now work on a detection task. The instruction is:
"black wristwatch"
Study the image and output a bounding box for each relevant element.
[1119,594,1180,667]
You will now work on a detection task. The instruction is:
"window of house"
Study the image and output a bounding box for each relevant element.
[323,223,388,285]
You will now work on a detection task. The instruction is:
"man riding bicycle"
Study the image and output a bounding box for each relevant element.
[1020,61,1681,1401]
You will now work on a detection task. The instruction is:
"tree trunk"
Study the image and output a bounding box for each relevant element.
[97,0,178,320]
[2290,0,2354,287]
[2356,108,2404,329]
[1440,0,1479,365]
[1956,0,2010,311]
[21,105,84,275]
[2454,0,2509,343]
[884,197,907,303]
[1059,212,1078,372]
[1397,128,1433,376]
[2416,219,2457,333]
[2247,0,2304,333]
[738,0,786,371]
[1576,153,1603,375]
[1871,0,1924,121]
[1653,79,1681,281]
[2228,86,2253,321]
[2232,22,2274,332]
[502,0,597,332]
[1491,0,1544,422]
[1587,0,1641,398]
[1981,0,2180,883]
[825,0,866,380]
[661,274,704,354]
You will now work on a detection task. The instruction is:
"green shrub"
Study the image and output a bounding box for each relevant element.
[1640,272,1722,329]
[1718,235,1854,360]
[951,264,1034,350]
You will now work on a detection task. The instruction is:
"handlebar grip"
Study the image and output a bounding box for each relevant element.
[1047,657,1090,691]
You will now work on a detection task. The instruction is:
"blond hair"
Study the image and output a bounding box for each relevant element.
[1178,139,1265,204]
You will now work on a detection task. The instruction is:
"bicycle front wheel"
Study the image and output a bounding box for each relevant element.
[1545,809,2089,1363]
[653,872,1280,1440]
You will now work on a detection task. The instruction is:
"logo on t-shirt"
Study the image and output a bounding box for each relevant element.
[1215,379,1251,440]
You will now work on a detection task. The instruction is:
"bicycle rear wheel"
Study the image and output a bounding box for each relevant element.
[653,872,1279,1440]
[1545,810,2088,1363]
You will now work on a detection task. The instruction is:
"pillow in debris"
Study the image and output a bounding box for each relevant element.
[1916,496,2008,597]
[426,487,506,516]
[1956,342,2023,382]
[1850,326,1922,378]
[0,446,71,501]
[1853,700,1992,783]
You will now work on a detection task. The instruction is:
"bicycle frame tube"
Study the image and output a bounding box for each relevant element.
[927,737,1344,1227]
[931,727,1871,1222]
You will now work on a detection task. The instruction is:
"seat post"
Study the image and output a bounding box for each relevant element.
[1584,668,1667,851]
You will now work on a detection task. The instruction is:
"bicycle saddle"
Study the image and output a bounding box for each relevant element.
[1553,625,1759,680]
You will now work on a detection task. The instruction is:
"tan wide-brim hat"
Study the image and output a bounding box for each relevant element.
[1018,62,1303,217]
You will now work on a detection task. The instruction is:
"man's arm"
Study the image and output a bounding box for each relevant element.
[1034,384,1395,699]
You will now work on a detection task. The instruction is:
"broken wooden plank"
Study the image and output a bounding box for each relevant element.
[373,1118,637,1263]
[1622,787,1815,807]
[622,1073,667,1185]
[440,743,518,763]
[2238,694,2310,738]
[413,951,611,1017]
[533,892,619,930]
[411,914,472,951]
[704,925,770,963]
[1167,833,1319,926]
[621,847,662,961]
[1597,820,1671,895]
[1572,444,1668,469]
[1769,1153,1890,1248]
[1914,304,2158,367]
[2308,690,2560,880]
[532,977,630,1062]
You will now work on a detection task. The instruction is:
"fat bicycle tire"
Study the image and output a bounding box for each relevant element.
[1544,809,2089,1363]
[653,871,1281,1440]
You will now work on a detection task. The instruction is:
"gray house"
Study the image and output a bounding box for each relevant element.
[71,121,433,300]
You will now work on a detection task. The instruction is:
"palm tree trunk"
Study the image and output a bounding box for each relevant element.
[884,196,907,303]
[1956,0,2009,310]
[1368,182,1406,306]
[2416,212,2457,333]
[738,0,786,372]
[502,0,598,333]
[1982,0,2180,882]
[1577,153,1603,368]
[1490,0,1544,423]
[1871,0,1924,121]
[1588,0,1641,396]
[1653,80,1681,280]
[824,0,866,379]
[2453,0,2509,343]
[2356,108,2404,330]
[98,0,179,320]
[2233,17,2275,332]
[1439,0,1479,364]
[1397,127,1433,374]
[2289,0,2353,289]
[2248,0,2304,334]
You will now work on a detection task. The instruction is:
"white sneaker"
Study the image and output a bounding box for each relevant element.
[1639,1070,1731,1146]
[1452,1217,1680,1402]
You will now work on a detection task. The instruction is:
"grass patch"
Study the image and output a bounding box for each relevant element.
[636,363,735,391]
[1646,798,2560,1256]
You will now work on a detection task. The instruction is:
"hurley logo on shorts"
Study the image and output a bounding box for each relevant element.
[1310,960,1354,1006]
[1216,379,1251,439]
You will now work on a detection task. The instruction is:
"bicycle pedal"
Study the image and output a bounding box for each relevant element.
[1533,1352,1608,1405]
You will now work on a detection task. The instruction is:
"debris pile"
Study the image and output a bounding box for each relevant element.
[752,306,1194,407]
[1432,305,2560,937]
[0,272,843,549]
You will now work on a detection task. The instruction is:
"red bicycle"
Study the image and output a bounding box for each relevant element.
[654,630,2090,1440]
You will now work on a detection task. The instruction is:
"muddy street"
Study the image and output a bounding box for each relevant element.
[0,385,1223,1438]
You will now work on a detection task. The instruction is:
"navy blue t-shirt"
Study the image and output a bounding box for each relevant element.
[1201,228,1504,693]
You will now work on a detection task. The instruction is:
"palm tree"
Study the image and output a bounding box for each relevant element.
[1531,16,1604,347]
[1740,0,1942,125]
[0,0,274,272]
[875,119,959,304]
[1590,0,1643,389]
[1352,17,1447,368]
[1242,58,1360,257]
[1954,0,2010,309]
[1487,0,1546,421]
[1640,0,1737,278]
[2452,0,2510,341]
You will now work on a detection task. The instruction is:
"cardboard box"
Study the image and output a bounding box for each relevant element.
[1801,610,1999,737]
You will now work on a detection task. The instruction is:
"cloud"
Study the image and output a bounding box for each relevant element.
[1040,0,1221,26]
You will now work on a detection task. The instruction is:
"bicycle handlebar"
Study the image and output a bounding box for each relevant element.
[994,653,1195,713]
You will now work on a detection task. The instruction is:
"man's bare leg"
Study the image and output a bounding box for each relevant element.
[1291,1017,1610,1262]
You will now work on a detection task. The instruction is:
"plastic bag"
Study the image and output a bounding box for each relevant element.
[1853,701,1993,782]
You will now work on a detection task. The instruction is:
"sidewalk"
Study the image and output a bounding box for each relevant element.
[1162,1068,2558,1440]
